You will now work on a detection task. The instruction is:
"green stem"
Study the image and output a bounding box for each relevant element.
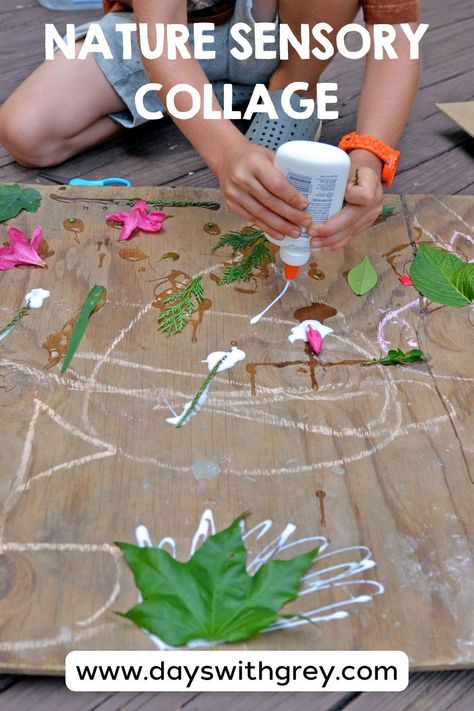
[0,304,31,340]
[176,356,226,428]
[126,199,220,210]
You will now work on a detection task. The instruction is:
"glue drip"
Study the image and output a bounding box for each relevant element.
[166,346,246,427]
[250,281,291,325]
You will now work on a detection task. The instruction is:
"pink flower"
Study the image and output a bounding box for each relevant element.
[0,226,46,271]
[398,275,413,286]
[306,325,323,355]
[106,200,166,241]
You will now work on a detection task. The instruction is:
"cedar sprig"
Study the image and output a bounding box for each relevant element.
[176,355,226,428]
[211,227,274,284]
[0,304,31,340]
[158,276,204,336]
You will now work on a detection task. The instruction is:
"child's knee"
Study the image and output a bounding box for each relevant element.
[0,102,57,168]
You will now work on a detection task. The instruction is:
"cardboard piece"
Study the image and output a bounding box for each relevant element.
[437,101,474,139]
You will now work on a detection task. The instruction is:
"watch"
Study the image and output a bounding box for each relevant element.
[338,132,400,187]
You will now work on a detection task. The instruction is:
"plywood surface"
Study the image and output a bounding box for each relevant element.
[0,187,473,674]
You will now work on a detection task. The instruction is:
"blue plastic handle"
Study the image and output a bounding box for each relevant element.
[69,177,132,187]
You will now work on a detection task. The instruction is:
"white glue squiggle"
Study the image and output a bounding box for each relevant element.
[250,281,291,324]
[133,509,384,650]
[166,347,246,426]
[288,320,334,344]
[0,289,50,343]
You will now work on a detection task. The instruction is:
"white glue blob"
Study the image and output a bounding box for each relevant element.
[25,288,50,309]
[288,319,334,344]
[250,281,291,325]
[166,346,246,427]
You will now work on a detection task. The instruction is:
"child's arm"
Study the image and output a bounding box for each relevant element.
[308,23,420,250]
[134,0,311,240]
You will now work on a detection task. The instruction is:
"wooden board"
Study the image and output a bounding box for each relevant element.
[0,187,473,674]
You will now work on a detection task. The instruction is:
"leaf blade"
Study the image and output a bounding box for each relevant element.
[409,244,473,307]
[60,285,106,373]
[0,184,42,222]
[117,516,319,646]
[347,256,378,296]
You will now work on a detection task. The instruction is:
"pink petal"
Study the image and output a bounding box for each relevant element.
[0,226,46,270]
[119,210,141,241]
[106,201,166,241]
[30,226,43,251]
[398,275,413,286]
[137,215,166,233]
[106,211,129,223]
[133,200,150,212]
[306,325,323,355]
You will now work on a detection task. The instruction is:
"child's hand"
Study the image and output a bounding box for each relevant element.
[215,141,312,240]
[308,151,384,251]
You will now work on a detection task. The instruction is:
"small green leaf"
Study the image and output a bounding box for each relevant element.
[347,256,378,296]
[410,244,474,307]
[61,285,106,373]
[116,516,318,646]
[363,348,424,366]
[0,184,42,222]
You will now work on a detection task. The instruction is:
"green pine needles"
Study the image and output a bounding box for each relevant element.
[158,276,204,336]
[211,227,274,284]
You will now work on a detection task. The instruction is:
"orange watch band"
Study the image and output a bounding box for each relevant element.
[338,132,400,187]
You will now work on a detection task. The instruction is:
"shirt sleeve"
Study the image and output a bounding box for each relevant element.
[362,0,420,24]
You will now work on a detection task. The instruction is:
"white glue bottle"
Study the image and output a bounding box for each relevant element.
[268,141,351,280]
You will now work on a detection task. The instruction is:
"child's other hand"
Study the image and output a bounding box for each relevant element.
[308,150,384,251]
[215,141,312,240]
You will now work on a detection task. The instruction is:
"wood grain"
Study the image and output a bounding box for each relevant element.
[0,187,473,674]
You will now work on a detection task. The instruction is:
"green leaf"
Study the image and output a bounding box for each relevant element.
[410,244,474,307]
[116,516,318,646]
[363,348,424,366]
[0,184,42,222]
[347,256,378,296]
[374,205,397,225]
[60,285,106,374]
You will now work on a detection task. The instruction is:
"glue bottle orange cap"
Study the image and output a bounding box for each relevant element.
[284,264,300,281]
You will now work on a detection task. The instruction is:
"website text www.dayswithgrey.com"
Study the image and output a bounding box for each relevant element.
[66,651,409,692]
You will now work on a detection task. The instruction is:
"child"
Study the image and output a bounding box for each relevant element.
[0,0,420,250]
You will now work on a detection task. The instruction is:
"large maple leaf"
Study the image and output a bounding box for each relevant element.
[116,516,318,646]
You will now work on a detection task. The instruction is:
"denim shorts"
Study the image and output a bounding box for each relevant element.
[75,0,280,128]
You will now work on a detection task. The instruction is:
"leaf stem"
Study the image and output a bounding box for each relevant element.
[176,356,226,428]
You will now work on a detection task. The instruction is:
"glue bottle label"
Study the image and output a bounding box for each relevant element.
[287,170,339,224]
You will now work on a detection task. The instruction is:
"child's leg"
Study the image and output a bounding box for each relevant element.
[269,0,361,96]
[0,43,126,168]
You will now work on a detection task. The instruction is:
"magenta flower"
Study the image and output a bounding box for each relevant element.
[0,226,46,271]
[306,325,323,355]
[106,200,166,241]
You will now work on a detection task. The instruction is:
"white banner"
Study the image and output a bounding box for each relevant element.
[66,650,409,692]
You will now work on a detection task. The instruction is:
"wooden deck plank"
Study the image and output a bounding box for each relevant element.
[0,188,472,674]
[180,691,352,710]
[0,676,197,710]
[344,671,474,710]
